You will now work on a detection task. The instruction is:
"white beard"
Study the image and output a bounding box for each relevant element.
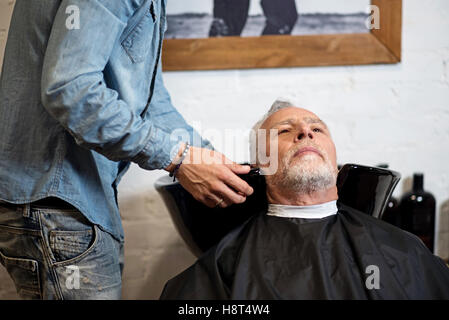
[271,148,337,194]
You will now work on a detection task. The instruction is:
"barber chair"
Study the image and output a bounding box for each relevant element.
[155,164,400,257]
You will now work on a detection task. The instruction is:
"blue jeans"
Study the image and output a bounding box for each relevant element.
[0,198,124,299]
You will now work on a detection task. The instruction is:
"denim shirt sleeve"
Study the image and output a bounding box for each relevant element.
[133,59,215,169]
[40,0,195,170]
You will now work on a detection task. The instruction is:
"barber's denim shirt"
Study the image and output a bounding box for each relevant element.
[0,0,212,242]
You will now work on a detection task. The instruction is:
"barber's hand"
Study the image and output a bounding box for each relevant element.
[167,146,254,208]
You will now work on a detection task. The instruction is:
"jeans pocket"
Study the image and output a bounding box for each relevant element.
[0,250,41,299]
[122,2,157,63]
[49,228,94,263]
[52,226,123,299]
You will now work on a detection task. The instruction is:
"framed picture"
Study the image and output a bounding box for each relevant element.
[162,0,402,71]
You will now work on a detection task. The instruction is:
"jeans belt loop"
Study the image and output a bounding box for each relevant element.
[22,203,31,218]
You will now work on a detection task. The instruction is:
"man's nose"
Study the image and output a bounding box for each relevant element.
[295,127,314,141]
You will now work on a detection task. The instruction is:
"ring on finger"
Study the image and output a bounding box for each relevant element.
[215,198,224,207]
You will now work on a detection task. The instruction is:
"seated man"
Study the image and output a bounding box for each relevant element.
[160,101,449,299]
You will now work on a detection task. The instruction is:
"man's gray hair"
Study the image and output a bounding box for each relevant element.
[249,99,296,165]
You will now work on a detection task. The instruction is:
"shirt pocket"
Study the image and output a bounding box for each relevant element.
[121,1,157,63]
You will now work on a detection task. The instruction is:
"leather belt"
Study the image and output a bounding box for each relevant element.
[0,197,74,209]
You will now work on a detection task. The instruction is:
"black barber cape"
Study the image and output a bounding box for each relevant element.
[160,203,449,299]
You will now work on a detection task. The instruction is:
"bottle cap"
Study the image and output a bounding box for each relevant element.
[413,173,424,191]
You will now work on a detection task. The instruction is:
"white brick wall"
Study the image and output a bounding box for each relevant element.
[1,0,448,299]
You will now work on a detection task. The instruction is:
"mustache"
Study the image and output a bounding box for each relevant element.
[286,143,326,160]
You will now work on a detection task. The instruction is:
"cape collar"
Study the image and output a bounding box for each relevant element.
[267,200,338,219]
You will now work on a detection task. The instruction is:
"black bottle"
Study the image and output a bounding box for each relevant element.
[377,164,400,226]
[382,196,400,226]
[399,173,436,252]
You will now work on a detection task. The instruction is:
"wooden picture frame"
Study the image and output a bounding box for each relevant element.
[162,0,402,71]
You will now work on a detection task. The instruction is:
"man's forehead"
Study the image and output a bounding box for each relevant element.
[262,107,325,129]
